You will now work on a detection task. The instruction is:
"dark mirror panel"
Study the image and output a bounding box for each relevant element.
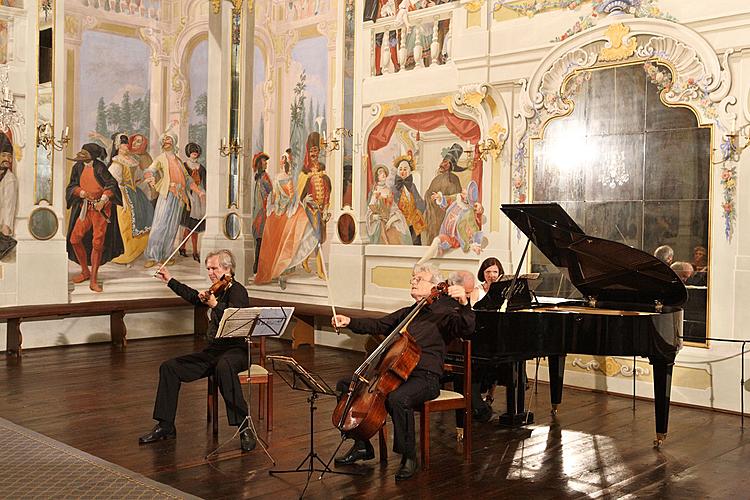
[337,212,356,244]
[28,207,58,240]
[38,28,52,84]
[532,62,710,343]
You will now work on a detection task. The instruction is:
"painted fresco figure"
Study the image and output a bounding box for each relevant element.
[422,142,463,244]
[128,134,157,207]
[366,164,410,245]
[0,131,17,237]
[109,133,154,265]
[298,132,332,279]
[0,131,18,260]
[425,180,484,261]
[179,142,206,262]
[254,150,316,285]
[143,132,205,268]
[393,152,426,245]
[65,143,124,292]
[251,151,272,274]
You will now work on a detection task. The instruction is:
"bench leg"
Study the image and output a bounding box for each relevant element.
[267,373,273,431]
[110,311,127,348]
[292,315,315,350]
[7,318,21,357]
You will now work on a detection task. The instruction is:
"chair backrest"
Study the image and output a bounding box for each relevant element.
[444,339,471,409]
[251,336,267,367]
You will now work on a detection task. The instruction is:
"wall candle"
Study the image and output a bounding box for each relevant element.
[63,126,69,139]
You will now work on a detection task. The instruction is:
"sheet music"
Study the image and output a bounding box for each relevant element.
[266,355,335,395]
[218,306,295,338]
[215,307,262,339]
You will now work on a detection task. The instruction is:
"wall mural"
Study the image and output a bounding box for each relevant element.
[67,25,208,293]
[253,35,329,286]
[252,45,264,154]
[365,109,486,260]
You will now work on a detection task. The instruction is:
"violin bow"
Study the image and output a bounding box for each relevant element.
[317,241,340,334]
[153,213,208,278]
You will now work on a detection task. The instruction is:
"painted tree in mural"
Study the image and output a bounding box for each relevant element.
[289,71,307,174]
[94,91,150,140]
[188,92,207,164]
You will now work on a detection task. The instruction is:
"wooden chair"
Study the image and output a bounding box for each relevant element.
[377,339,472,469]
[207,336,273,435]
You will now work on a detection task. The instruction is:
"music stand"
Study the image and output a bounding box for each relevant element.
[267,355,360,498]
[206,307,294,463]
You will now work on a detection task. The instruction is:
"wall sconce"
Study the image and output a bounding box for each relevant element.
[465,138,501,162]
[321,127,352,152]
[0,67,23,133]
[718,125,750,164]
[36,122,69,157]
[219,137,243,157]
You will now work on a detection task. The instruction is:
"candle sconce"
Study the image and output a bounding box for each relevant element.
[320,128,352,152]
[464,137,500,162]
[717,124,750,164]
[0,67,23,133]
[219,137,245,158]
[36,122,69,157]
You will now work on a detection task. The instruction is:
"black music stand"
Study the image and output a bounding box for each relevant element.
[267,355,360,499]
[206,307,294,463]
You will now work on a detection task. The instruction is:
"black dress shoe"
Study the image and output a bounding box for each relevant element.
[395,457,418,480]
[138,424,176,444]
[334,443,375,465]
[178,249,187,257]
[192,253,200,263]
[240,427,257,452]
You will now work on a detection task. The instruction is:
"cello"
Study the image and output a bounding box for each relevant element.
[332,282,449,441]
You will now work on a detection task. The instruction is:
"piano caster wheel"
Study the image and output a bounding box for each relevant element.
[550,404,559,417]
[653,433,666,449]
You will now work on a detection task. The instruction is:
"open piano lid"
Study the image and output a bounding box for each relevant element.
[501,203,687,307]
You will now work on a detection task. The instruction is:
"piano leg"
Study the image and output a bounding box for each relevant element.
[548,355,566,416]
[498,361,534,427]
[649,356,674,449]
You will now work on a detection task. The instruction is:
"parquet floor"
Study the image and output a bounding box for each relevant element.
[2,335,749,499]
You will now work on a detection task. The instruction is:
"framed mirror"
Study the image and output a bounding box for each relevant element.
[530,62,711,344]
[34,2,54,205]
[224,212,241,240]
[227,7,242,209]
[28,206,58,240]
[337,212,356,244]
[341,0,355,209]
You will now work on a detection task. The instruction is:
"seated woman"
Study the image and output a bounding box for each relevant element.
[471,256,504,304]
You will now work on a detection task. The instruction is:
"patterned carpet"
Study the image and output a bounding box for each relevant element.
[0,417,200,499]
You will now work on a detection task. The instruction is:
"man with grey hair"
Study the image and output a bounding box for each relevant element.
[139,249,257,452]
[332,262,474,480]
[654,245,674,265]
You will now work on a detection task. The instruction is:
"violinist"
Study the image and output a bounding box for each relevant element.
[138,249,257,452]
[331,263,474,480]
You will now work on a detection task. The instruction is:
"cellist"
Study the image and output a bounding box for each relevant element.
[331,262,474,480]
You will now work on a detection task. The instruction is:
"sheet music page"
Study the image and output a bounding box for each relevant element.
[216,307,263,339]
[252,307,295,337]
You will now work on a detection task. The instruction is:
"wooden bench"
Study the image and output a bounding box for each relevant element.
[248,297,381,348]
[1,298,208,357]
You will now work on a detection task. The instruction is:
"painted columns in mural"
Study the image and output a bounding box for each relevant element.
[200,0,254,279]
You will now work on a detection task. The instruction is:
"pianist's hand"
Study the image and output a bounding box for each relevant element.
[447,284,468,306]
[332,314,350,329]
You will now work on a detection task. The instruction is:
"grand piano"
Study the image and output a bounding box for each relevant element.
[463,203,686,447]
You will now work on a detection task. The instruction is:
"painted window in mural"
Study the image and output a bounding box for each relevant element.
[253,36,329,286]
[80,31,151,147]
[531,62,710,342]
[286,0,328,20]
[366,110,485,259]
[187,40,208,166]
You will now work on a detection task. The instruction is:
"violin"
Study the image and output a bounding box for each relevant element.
[332,282,450,441]
[203,274,233,300]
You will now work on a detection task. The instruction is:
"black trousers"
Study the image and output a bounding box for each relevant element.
[153,342,249,426]
[338,369,440,457]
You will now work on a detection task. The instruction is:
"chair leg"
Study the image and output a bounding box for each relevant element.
[378,426,388,463]
[207,376,213,424]
[258,384,264,421]
[464,406,472,463]
[420,409,430,470]
[267,374,273,431]
[211,378,219,437]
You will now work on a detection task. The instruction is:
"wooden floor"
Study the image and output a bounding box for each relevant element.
[3,336,750,499]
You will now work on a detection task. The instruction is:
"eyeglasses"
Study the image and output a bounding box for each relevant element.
[410,275,428,285]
